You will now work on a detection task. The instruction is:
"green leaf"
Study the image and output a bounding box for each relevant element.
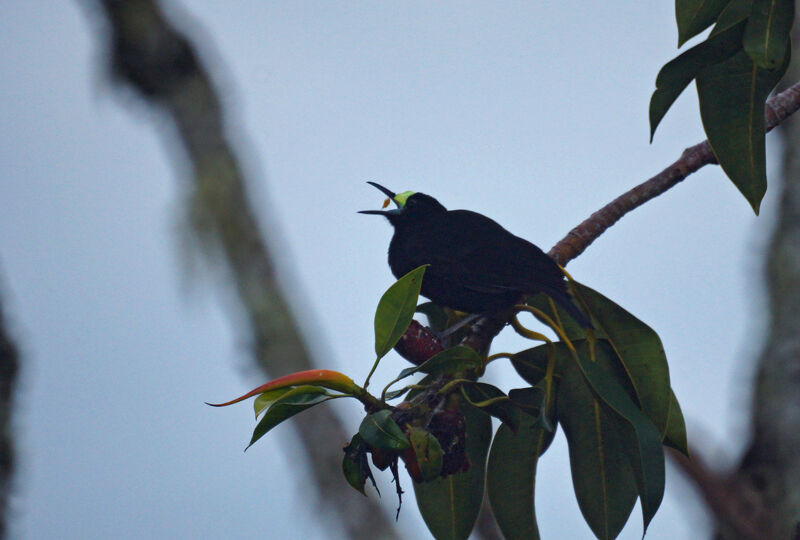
[511,386,557,437]
[710,0,755,37]
[416,345,482,376]
[248,386,331,449]
[408,427,444,482]
[511,344,563,436]
[508,386,546,419]
[405,373,436,401]
[487,376,560,540]
[486,422,551,540]
[342,434,375,496]
[374,265,427,358]
[388,346,482,396]
[650,22,745,141]
[383,387,410,401]
[461,382,523,432]
[572,284,673,437]
[744,0,794,68]
[526,292,587,340]
[570,353,666,536]
[359,409,410,451]
[676,0,732,46]
[253,387,293,419]
[545,337,665,533]
[415,304,475,344]
[663,389,690,456]
[415,301,449,333]
[511,343,555,386]
[413,400,492,540]
[696,47,789,213]
[558,358,638,540]
[536,388,559,453]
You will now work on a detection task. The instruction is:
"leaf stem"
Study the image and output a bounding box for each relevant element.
[486,352,514,363]
[510,315,552,342]
[513,304,577,355]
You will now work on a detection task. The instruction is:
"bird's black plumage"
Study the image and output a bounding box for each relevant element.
[360,182,590,328]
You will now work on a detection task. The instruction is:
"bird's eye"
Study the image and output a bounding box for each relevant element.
[406,198,416,208]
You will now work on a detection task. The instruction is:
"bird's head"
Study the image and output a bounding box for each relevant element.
[358,182,446,225]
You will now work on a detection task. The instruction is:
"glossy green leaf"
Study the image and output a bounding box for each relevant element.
[486,421,552,540]
[461,382,522,432]
[413,400,492,540]
[744,0,794,68]
[516,340,635,416]
[416,304,475,345]
[383,387,410,401]
[535,383,559,452]
[511,344,563,436]
[248,386,331,449]
[663,389,690,456]
[389,346,482,396]
[518,386,557,436]
[650,23,745,141]
[487,374,560,540]
[209,369,357,408]
[415,301,449,333]
[374,265,427,358]
[342,434,375,496]
[546,340,665,533]
[526,292,587,339]
[253,387,293,419]
[559,358,638,540]
[572,284,672,436]
[510,344,551,386]
[415,345,482,376]
[697,47,789,213]
[405,373,436,401]
[676,0,732,46]
[408,426,444,482]
[508,386,546,419]
[394,366,419,382]
[710,0,755,37]
[571,353,666,536]
[359,409,410,451]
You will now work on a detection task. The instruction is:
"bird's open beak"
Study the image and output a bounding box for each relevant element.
[358,181,402,215]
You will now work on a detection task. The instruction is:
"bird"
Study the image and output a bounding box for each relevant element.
[359,182,591,328]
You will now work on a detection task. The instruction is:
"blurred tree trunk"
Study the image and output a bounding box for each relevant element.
[672,7,800,540]
[720,18,800,539]
[0,293,19,539]
[84,1,400,538]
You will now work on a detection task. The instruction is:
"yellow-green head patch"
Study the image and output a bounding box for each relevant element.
[393,191,415,208]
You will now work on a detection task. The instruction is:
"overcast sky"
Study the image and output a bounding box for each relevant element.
[0,2,783,539]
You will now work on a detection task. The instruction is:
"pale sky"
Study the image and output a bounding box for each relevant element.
[0,2,781,539]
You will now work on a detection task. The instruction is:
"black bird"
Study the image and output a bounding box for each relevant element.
[359,182,590,328]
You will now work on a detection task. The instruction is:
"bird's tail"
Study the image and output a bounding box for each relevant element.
[544,287,592,329]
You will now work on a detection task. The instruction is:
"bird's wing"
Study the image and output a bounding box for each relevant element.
[419,210,565,295]
[424,251,517,294]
